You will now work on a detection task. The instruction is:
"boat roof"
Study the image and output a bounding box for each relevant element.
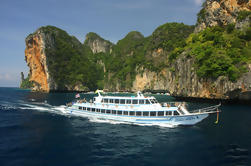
[95,91,156,100]
[98,96,155,99]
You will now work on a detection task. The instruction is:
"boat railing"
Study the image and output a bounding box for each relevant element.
[190,103,221,114]
[160,102,185,107]
[160,102,221,114]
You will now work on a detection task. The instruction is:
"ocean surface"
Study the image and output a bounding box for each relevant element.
[0,87,250,166]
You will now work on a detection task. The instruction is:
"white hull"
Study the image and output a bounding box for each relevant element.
[65,107,209,126]
[65,91,220,127]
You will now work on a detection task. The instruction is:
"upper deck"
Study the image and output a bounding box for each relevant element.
[94,91,160,106]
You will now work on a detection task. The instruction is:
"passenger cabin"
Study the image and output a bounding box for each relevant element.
[94,97,159,105]
[76,105,181,117]
[93,91,160,105]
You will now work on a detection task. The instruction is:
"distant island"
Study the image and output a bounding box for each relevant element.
[21,0,251,101]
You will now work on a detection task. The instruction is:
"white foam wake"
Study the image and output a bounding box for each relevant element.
[18,102,67,116]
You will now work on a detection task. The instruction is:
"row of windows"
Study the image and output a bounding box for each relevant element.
[78,106,179,116]
[100,98,158,104]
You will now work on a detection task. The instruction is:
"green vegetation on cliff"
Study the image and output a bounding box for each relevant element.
[149,22,194,51]
[84,32,113,46]
[20,74,33,89]
[94,31,146,89]
[237,10,251,21]
[41,26,103,90]
[94,23,194,90]
[185,25,251,81]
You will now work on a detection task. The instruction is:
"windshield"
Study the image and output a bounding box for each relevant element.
[150,99,158,104]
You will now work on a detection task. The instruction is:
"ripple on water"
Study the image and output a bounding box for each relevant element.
[224,144,249,166]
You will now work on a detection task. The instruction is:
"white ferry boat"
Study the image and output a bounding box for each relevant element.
[65,91,221,127]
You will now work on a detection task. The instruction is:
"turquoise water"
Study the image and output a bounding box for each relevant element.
[0,88,250,166]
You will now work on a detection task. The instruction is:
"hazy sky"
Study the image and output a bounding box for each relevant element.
[0,0,204,87]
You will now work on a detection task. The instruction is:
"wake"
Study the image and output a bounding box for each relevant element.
[0,99,67,116]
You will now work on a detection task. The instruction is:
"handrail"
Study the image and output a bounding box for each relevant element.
[160,102,221,114]
[160,102,185,107]
[191,103,221,113]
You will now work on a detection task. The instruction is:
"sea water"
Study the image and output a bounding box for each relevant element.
[0,87,250,166]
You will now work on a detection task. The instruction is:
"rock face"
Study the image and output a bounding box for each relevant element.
[24,26,105,92]
[24,26,85,92]
[195,0,251,32]
[20,72,24,83]
[85,32,113,54]
[131,52,251,100]
[25,30,50,91]
[101,47,251,100]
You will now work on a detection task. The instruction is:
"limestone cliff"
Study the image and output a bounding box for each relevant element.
[84,32,113,54]
[24,26,98,92]
[195,0,251,32]
[25,30,50,91]
[131,51,251,100]
[20,72,33,89]
[101,46,251,100]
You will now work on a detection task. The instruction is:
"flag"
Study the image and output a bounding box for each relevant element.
[75,93,80,98]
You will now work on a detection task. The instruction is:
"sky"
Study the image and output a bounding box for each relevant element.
[0,0,204,87]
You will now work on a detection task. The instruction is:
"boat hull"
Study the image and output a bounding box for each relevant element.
[65,107,209,127]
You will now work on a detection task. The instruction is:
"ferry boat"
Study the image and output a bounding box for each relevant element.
[65,91,221,127]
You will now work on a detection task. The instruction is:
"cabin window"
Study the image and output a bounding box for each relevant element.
[87,107,91,111]
[115,99,119,104]
[104,99,108,103]
[143,112,149,116]
[79,106,82,110]
[178,108,185,115]
[106,110,111,114]
[83,107,86,110]
[136,111,142,116]
[139,100,144,104]
[150,99,158,104]
[91,108,95,112]
[150,111,156,116]
[101,99,104,103]
[120,99,125,104]
[174,111,179,115]
[132,100,138,104]
[101,109,105,113]
[109,99,114,103]
[166,111,172,116]
[158,111,164,116]
[146,100,150,104]
[123,111,128,115]
[126,100,131,104]
[117,111,122,115]
[96,109,100,112]
[112,110,116,114]
[129,111,135,116]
